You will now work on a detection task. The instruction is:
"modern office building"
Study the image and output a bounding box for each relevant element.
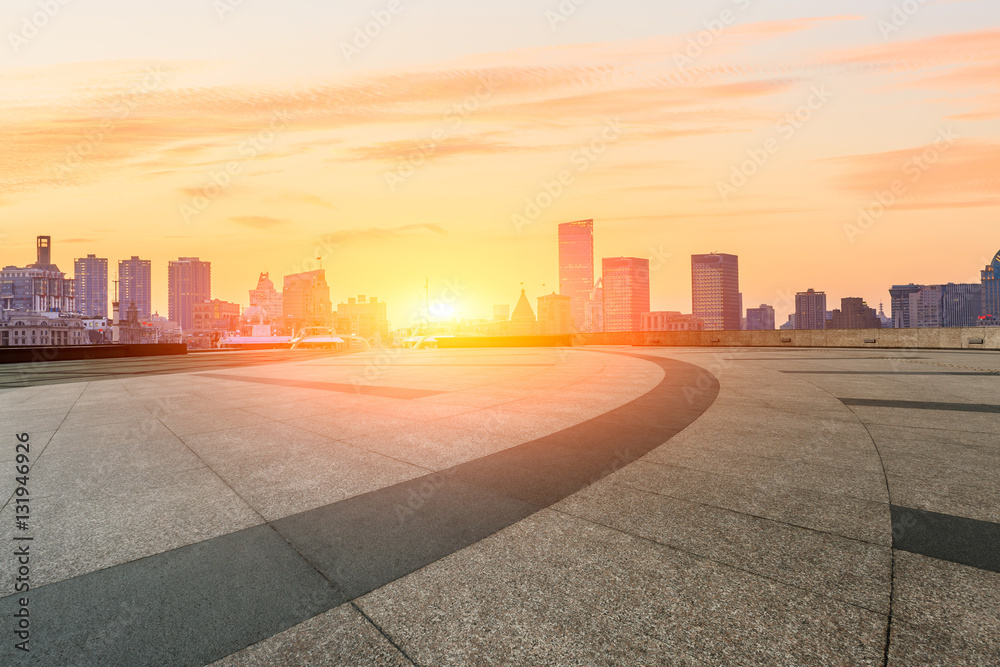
[558,220,594,332]
[889,284,923,328]
[1,236,77,313]
[745,304,776,331]
[641,311,704,332]
[119,256,152,320]
[941,283,983,328]
[282,269,332,331]
[167,257,211,331]
[794,289,827,330]
[336,295,390,343]
[908,285,944,328]
[691,253,740,331]
[982,250,1000,325]
[603,257,650,332]
[74,254,108,318]
[828,297,881,330]
[537,293,573,335]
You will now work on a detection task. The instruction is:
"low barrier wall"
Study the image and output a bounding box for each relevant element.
[0,344,188,365]
[573,328,1000,351]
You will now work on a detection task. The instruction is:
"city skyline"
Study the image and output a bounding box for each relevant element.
[2,2,999,327]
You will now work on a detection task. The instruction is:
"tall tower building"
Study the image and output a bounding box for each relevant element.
[981,250,1000,325]
[558,220,594,332]
[888,284,923,328]
[74,254,108,318]
[119,256,152,320]
[691,253,740,331]
[794,289,827,330]
[168,257,211,331]
[602,257,650,332]
[941,283,983,327]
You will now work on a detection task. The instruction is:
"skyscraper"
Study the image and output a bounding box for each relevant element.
[168,257,211,331]
[941,283,983,327]
[794,289,827,330]
[74,254,108,318]
[558,220,594,332]
[602,257,650,332]
[119,256,152,320]
[746,304,775,331]
[889,284,923,328]
[691,253,740,331]
[909,285,943,328]
[981,250,1000,324]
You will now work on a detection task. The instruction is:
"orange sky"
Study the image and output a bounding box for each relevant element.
[2,1,999,327]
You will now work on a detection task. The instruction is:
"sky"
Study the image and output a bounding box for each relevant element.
[2,0,999,328]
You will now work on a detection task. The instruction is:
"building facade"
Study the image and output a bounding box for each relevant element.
[247,272,283,325]
[828,297,881,330]
[982,250,1000,325]
[167,257,211,331]
[0,310,87,347]
[283,270,332,331]
[691,253,740,331]
[193,299,241,334]
[74,254,108,318]
[558,220,594,332]
[119,256,152,320]
[510,288,536,335]
[889,284,923,328]
[336,295,390,343]
[941,283,983,328]
[794,289,827,330]
[745,304,776,331]
[641,311,704,332]
[603,257,650,332]
[909,285,944,328]
[537,293,573,335]
[1,236,77,313]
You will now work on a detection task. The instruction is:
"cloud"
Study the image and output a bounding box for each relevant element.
[230,215,287,230]
[827,138,1000,210]
[316,223,447,247]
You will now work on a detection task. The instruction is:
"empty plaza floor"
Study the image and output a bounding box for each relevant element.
[0,346,998,665]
